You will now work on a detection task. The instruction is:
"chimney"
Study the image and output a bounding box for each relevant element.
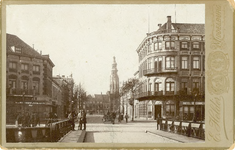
[158,24,162,29]
[167,16,172,32]
[40,50,42,55]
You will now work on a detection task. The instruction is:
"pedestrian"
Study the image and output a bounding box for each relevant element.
[82,110,87,130]
[68,112,75,130]
[124,113,128,123]
[156,114,160,130]
[35,112,40,127]
[77,110,82,130]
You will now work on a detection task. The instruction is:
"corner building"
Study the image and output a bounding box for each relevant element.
[136,16,205,122]
[6,34,55,124]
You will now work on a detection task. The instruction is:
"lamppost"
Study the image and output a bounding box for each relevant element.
[193,89,198,122]
[22,86,26,114]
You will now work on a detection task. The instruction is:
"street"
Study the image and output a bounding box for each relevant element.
[83,115,179,143]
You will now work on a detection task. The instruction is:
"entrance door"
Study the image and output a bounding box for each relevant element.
[155,105,161,120]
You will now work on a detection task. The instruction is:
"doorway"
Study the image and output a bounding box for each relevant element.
[155,105,161,120]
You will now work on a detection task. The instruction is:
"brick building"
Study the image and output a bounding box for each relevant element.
[6,34,55,123]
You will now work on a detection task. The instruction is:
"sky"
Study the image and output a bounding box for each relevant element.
[6,4,205,95]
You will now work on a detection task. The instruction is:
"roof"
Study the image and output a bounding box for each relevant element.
[7,33,55,67]
[150,23,205,35]
[87,94,109,102]
[7,34,43,58]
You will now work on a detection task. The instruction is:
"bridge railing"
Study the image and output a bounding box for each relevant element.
[6,119,72,142]
[159,119,205,140]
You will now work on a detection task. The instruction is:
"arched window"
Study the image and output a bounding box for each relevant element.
[165,78,175,95]
[21,76,29,93]
[33,77,40,95]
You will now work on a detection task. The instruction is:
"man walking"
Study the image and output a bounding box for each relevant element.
[77,110,82,130]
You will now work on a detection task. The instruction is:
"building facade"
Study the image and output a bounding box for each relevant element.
[53,75,74,117]
[6,34,55,124]
[136,16,205,122]
[85,93,109,114]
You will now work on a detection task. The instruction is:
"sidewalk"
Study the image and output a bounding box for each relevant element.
[59,129,86,143]
[146,129,204,143]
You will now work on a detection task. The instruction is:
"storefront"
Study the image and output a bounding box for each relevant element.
[179,101,205,122]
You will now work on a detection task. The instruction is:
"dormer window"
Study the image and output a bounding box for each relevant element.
[11,46,22,53]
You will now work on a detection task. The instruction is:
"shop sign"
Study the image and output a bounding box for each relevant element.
[182,102,205,105]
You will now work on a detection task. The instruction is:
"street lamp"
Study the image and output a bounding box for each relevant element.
[22,86,26,114]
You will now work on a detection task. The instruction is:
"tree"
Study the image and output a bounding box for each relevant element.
[73,83,87,111]
[121,78,139,121]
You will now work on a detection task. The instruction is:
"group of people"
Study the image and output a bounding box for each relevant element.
[103,111,129,124]
[16,112,40,127]
[68,110,87,130]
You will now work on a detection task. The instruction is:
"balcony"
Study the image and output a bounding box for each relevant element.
[7,88,38,96]
[165,91,174,95]
[143,67,178,76]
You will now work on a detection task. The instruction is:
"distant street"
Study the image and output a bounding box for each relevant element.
[82,115,179,143]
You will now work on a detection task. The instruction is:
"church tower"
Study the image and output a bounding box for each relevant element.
[110,56,119,111]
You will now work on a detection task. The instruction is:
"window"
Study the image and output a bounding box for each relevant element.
[166,78,175,92]
[192,42,200,50]
[21,80,28,91]
[33,81,39,95]
[148,44,152,52]
[166,56,175,69]
[192,80,199,89]
[33,65,40,72]
[165,41,175,50]
[148,83,152,91]
[193,56,200,69]
[181,42,188,49]
[181,82,187,89]
[154,42,162,50]
[171,42,175,49]
[9,62,17,69]
[155,79,162,92]
[9,79,16,89]
[148,58,152,69]
[21,64,28,71]
[181,56,188,69]
[165,100,175,117]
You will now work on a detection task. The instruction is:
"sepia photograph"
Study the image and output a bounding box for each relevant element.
[5,3,206,145]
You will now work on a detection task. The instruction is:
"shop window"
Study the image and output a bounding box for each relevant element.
[165,100,175,117]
